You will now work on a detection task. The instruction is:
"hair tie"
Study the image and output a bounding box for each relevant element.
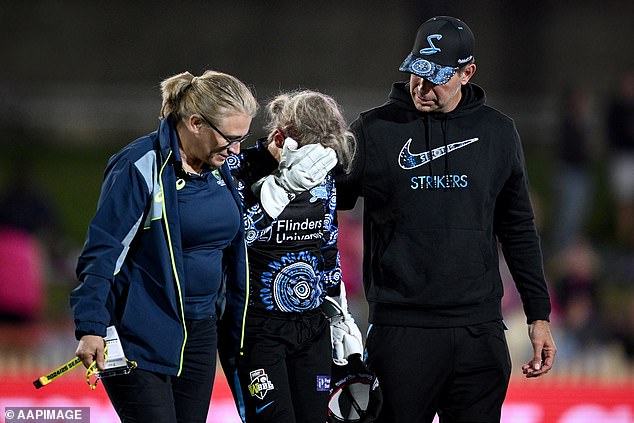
[191,76,199,85]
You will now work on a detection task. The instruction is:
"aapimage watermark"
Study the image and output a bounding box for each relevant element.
[4,407,90,422]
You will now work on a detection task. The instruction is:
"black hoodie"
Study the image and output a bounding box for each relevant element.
[336,81,551,327]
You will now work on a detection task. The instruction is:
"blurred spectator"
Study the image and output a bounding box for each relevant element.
[552,239,607,361]
[605,72,634,249]
[336,205,367,334]
[0,169,61,321]
[551,86,595,252]
[337,208,364,298]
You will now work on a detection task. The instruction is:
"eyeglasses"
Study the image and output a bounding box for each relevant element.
[198,114,251,148]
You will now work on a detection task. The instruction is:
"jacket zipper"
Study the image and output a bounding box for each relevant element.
[239,242,250,355]
[158,151,188,376]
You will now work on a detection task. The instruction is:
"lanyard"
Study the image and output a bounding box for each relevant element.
[33,344,137,390]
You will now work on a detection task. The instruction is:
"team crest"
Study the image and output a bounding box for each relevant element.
[248,369,275,400]
[212,169,226,186]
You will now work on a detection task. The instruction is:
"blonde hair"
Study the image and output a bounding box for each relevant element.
[159,70,258,124]
[265,90,356,173]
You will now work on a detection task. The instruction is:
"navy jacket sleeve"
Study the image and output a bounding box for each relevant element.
[70,152,151,339]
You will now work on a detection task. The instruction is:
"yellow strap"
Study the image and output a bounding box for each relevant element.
[84,345,109,390]
[33,357,83,389]
[33,343,109,391]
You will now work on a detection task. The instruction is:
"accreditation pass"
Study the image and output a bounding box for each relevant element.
[103,326,128,370]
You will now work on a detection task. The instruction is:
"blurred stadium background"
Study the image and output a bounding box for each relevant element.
[1,1,633,422]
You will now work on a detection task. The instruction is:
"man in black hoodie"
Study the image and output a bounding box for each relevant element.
[336,16,556,422]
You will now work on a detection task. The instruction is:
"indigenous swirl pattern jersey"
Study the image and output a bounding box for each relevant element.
[228,142,341,313]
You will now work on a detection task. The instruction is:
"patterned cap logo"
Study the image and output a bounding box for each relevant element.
[419,34,442,55]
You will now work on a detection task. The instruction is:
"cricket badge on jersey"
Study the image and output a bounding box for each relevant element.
[248,369,275,400]
[309,184,328,203]
[212,169,226,186]
[310,173,334,204]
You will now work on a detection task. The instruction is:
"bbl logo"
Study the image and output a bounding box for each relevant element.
[248,369,275,400]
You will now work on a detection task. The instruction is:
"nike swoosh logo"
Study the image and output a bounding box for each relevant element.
[255,401,274,414]
[399,137,479,170]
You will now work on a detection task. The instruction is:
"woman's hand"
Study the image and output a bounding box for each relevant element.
[75,335,106,371]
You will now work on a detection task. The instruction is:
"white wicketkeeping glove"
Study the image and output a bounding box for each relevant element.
[253,138,338,218]
[322,283,364,366]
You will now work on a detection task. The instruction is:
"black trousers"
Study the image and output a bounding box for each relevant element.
[366,321,511,423]
[237,308,332,423]
[103,317,218,423]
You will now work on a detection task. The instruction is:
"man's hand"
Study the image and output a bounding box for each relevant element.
[75,335,106,371]
[521,320,556,378]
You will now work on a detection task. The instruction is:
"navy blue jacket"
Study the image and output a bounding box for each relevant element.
[70,116,247,376]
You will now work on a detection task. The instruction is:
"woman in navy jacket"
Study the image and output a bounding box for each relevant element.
[70,70,257,423]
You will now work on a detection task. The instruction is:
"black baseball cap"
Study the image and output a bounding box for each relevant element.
[399,16,475,85]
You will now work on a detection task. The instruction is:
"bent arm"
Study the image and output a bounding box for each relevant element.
[70,154,151,339]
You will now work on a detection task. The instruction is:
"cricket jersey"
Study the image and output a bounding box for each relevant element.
[228,140,341,313]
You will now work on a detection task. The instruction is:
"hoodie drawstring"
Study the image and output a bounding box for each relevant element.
[424,115,451,191]
[441,118,450,191]
[425,114,434,182]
